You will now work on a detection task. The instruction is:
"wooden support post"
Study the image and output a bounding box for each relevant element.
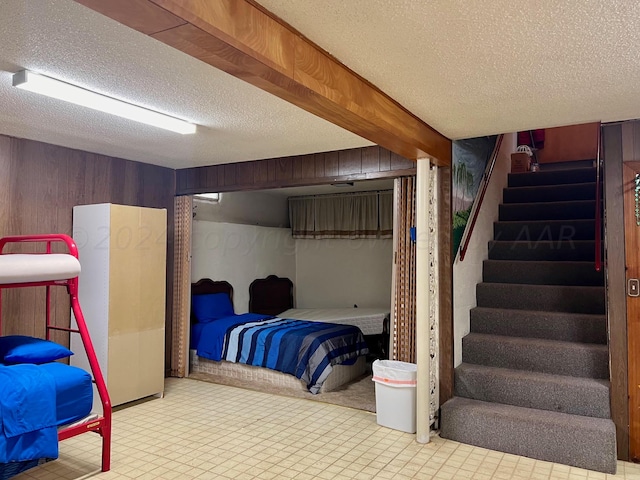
[416,157,431,443]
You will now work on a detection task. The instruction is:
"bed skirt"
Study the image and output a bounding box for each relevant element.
[189,350,366,394]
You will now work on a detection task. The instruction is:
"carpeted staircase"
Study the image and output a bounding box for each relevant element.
[441,164,617,473]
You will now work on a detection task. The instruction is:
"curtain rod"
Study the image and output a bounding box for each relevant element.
[288,189,393,201]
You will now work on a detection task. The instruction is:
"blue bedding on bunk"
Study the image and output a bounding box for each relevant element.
[38,363,93,426]
[194,313,368,394]
[0,364,58,464]
[0,361,93,479]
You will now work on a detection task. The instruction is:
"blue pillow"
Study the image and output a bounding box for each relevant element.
[192,293,234,323]
[0,335,74,364]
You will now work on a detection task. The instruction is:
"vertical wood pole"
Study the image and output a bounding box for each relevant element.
[416,158,431,443]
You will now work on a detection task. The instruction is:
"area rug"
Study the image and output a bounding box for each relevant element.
[189,371,376,413]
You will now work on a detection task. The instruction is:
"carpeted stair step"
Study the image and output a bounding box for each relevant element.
[483,260,604,286]
[462,333,608,378]
[476,283,605,314]
[450,161,612,473]
[470,307,607,344]
[454,363,610,418]
[499,200,596,221]
[503,182,596,204]
[440,397,616,473]
[539,160,596,171]
[494,219,596,241]
[488,240,596,262]
[508,167,596,188]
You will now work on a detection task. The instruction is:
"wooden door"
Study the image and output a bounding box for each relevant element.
[626,160,640,460]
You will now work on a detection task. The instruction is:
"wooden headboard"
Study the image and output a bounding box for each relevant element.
[249,275,294,316]
[191,278,233,323]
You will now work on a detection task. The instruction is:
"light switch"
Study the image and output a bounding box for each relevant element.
[629,278,640,297]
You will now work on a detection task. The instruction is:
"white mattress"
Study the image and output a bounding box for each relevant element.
[281,308,389,336]
[0,254,81,284]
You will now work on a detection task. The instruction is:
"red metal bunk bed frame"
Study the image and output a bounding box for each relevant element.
[0,234,112,472]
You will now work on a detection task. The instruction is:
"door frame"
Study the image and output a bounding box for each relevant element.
[625,159,640,461]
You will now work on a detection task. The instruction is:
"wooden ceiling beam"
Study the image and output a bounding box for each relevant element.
[75,0,451,165]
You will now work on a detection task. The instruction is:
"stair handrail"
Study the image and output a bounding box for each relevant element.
[595,127,602,272]
[459,134,504,261]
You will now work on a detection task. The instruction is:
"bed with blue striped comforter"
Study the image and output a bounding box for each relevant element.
[193,314,368,394]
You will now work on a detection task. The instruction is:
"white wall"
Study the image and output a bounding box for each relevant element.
[193,191,289,227]
[295,238,393,309]
[453,133,516,366]
[192,190,393,312]
[191,221,296,313]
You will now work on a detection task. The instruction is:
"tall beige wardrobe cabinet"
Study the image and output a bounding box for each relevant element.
[71,203,167,411]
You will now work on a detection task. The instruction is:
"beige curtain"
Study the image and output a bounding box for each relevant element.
[289,191,392,239]
[170,195,192,377]
[288,197,316,238]
[379,190,394,238]
[315,193,378,238]
[393,176,417,363]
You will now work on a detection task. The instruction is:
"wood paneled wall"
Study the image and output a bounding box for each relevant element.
[536,122,600,164]
[603,124,629,460]
[0,134,444,387]
[620,121,640,461]
[0,135,175,370]
[176,146,416,195]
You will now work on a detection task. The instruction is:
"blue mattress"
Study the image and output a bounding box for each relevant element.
[37,362,93,426]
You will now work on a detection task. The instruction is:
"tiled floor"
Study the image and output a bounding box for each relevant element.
[16,378,640,480]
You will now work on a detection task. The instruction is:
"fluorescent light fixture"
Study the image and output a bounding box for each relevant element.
[194,192,220,203]
[12,70,196,134]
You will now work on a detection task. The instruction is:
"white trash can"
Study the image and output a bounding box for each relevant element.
[372,359,417,433]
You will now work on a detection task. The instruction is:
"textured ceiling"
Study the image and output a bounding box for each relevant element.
[2,1,640,170]
[259,0,640,140]
[0,0,371,168]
